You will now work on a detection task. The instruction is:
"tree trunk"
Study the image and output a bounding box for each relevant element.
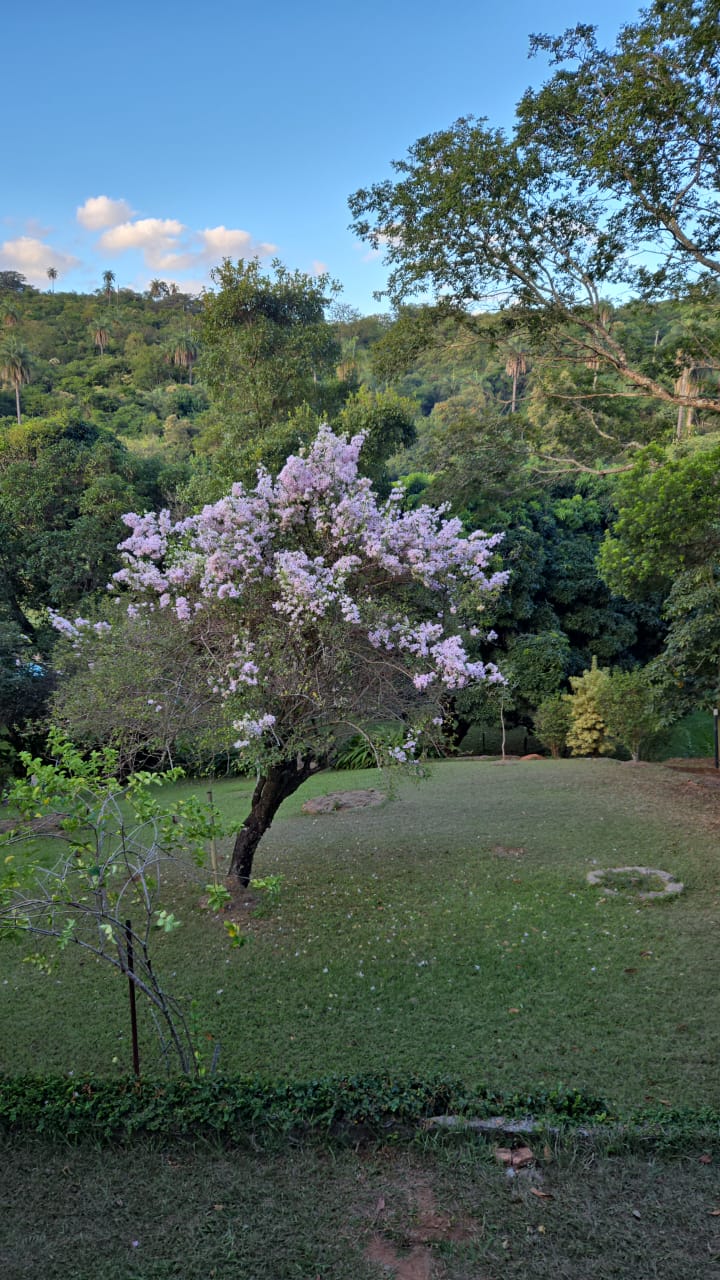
[229,756,321,886]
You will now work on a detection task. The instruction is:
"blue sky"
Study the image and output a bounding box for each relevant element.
[4,0,643,312]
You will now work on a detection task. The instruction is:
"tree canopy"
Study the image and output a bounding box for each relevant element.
[84,426,507,882]
[349,0,720,430]
[198,259,343,482]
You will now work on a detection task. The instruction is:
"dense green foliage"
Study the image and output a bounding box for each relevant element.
[350,1,720,434]
[0,261,710,761]
[0,1073,609,1142]
[2,3,719,762]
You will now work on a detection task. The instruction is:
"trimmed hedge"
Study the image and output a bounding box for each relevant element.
[0,1073,607,1142]
[2,1074,718,1148]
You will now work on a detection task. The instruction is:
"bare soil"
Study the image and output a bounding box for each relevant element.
[301,788,385,814]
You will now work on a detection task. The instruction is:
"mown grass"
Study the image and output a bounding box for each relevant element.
[2,759,720,1108]
[3,1131,720,1280]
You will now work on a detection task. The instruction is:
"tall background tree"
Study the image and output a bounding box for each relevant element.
[197,258,343,484]
[349,0,720,465]
[0,336,32,424]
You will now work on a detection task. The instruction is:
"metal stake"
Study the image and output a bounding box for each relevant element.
[125,919,140,1077]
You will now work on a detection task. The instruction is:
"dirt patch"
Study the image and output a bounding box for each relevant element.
[301,789,385,814]
[662,758,720,786]
[366,1236,433,1280]
[364,1183,479,1278]
[492,844,525,859]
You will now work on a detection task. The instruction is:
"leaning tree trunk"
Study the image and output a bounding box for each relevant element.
[230,757,321,886]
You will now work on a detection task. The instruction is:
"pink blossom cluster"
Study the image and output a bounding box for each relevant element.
[273,551,362,626]
[212,636,260,697]
[115,427,505,612]
[388,733,419,764]
[109,427,507,743]
[49,612,111,646]
[233,712,277,750]
[367,617,503,691]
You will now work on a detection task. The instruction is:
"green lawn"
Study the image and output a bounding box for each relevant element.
[2,758,719,1109]
[3,1132,720,1280]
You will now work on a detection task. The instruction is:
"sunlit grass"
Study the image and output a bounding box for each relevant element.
[2,759,718,1108]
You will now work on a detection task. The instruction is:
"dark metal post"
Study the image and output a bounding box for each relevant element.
[714,709,719,770]
[207,788,219,886]
[125,919,140,1077]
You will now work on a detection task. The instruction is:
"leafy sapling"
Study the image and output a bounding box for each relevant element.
[0,731,223,1075]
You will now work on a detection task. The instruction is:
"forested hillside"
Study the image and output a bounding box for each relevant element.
[0,254,716,776]
[1,0,719,777]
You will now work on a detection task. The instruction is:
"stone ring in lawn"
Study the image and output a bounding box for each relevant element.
[585,866,684,900]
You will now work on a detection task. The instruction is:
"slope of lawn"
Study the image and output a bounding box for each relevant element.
[2,758,719,1109]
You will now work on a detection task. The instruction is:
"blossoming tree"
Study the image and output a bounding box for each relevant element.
[96,427,506,885]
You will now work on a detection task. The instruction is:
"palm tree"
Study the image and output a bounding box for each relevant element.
[91,317,111,355]
[1,305,18,327]
[148,278,169,301]
[168,333,198,384]
[47,266,58,292]
[674,359,699,440]
[0,336,33,424]
[102,269,116,300]
[504,343,528,413]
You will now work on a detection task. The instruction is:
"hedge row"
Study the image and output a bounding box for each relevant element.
[2,1074,718,1146]
[0,1073,607,1142]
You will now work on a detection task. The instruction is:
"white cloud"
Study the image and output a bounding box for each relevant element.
[311,259,328,276]
[77,195,135,231]
[99,217,186,265]
[197,225,276,262]
[159,277,208,297]
[7,197,280,292]
[0,237,80,286]
[98,217,277,277]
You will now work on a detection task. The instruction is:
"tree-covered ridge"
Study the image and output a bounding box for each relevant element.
[2,1,720,775]
[0,277,206,447]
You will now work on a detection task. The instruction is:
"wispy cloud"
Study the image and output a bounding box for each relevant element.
[24,218,53,239]
[359,230,402,263]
